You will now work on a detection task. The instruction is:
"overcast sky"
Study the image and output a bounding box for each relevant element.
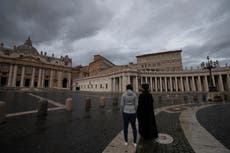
[1,0,230,68]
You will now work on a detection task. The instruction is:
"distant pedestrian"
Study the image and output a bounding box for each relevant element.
[120,84,138,147]
[137,84,158,140]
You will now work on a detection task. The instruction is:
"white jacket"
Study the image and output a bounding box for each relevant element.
[120,90,138,114]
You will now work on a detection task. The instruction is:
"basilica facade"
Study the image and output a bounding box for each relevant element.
[0,38,72,89]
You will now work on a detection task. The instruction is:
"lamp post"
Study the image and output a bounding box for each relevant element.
[201,56,219,92]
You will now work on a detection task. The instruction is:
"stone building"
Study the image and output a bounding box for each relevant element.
[73,50,230,93]
[89,55,115,76]
[0,37,72,89]
[136,50,183,71]
[1,38,230,93]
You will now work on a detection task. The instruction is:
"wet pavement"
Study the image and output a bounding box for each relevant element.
[0,90,230,153]
[0,91,122,153]
[0,91,56,113]
[197,103,230,150]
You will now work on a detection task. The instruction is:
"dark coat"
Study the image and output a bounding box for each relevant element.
[137,91,158,139]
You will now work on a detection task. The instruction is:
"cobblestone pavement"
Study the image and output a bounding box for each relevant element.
[136,102,230,153]
[150,112,195,153]
[197,103,230,150]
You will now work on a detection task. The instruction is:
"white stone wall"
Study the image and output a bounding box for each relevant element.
[73,67,230,93]
[74,77,109,92]
[74,76,111,92]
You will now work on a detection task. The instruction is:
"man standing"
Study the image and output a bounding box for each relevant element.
[121,84,138,147]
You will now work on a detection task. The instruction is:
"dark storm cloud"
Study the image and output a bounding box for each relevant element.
[1,0,230,67]
[0,0,112,46]
[144,0,230,67]
[183,33,230,67]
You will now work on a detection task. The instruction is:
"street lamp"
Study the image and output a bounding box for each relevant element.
[200,56,219,92]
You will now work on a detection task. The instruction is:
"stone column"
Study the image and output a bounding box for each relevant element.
[160,77,163,92]
[57,71,60,88]
[150,77,153,92]
[180,77,184,92]
[227,73,230,92]
[108,77,112,91]
[165,77,168,92]
[114,77,117,92]
[7,64,13,87]
[122,76,126,92]
[186,77,189,91]
[135,76,138,92]
[212,75,216,86]
[191,76,195,91]
[30,67,35,88]
[127,75,131,85]
[109,78,112,92]
[197,76,202,92]
[170,77,173,92]
[49,70,54,88]
[204,75,209,92]
[119,76,122,92]
[218,74,224,92]
[20,66,25,87]
[37,68,42,88]
[175,77,178,92]
[41,69,45,88]
[117,77,120,92]
[68,72,71,89]
[113,77,116,92]
[12,65,18,87]
[155,77,158,92]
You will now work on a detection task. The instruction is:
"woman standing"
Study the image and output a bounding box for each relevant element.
[137,84,158,140]
[120,84,138,147]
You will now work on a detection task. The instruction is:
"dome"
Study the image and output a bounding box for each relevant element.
[16,37,39,56]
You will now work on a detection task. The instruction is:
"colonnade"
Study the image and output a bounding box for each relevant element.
[110,72,230,93]
[111,75,137,92]
[3,64,71,89]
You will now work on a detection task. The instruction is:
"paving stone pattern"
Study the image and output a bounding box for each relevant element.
[137,111,195,153]
[197,103,230,150]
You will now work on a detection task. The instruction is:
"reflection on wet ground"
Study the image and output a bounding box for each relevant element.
[0,91,123,153]
[0,91,58,113]
[1,91,228,153]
